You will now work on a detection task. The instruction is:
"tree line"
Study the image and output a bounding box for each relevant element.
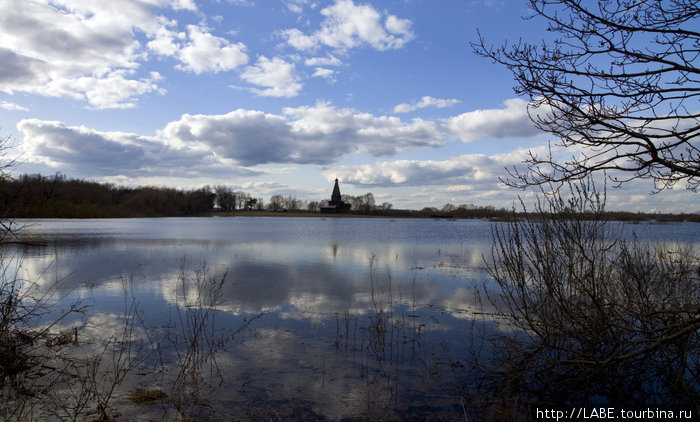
[0,173,460,218]
[1,173,214,218]
[1,173,695,220]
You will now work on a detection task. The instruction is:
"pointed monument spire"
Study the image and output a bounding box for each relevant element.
[331,178,342,203]
[321,178,351,213]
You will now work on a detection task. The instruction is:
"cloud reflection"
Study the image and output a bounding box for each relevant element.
[12,218,494,322]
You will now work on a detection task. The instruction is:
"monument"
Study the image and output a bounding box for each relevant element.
[320,178,351,213]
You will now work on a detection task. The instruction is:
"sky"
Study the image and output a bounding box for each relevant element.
[1,0,697,212]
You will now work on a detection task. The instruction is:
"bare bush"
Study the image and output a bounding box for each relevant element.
[160,259,262,420]
[470,179,699,417]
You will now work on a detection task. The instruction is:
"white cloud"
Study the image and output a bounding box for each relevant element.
[384,15,412,37]
[282,0,414,52]
[283,102,442,158]
[394,96,461,113]
[16,118,259,179]
[147,18,186,57]
[162,109,294,165]
[41,70,165,109]
[0,0,199,108]
[312,67,336,80]
[175,25,249,74]
[284,0,313,13]
[283,28,318,50]
[241,56,303,97]
[326,154,504,187]
[0,0,250,107]
[0,101,28,111]
[18,102,441,173]
[446,98,541,142]
[162,102,443,165]
[304,55,342,67]
[19,118,185,172]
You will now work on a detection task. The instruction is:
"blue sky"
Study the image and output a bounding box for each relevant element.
[1,0,697,212]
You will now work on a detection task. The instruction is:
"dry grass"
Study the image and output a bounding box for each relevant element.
[128,389,167,404]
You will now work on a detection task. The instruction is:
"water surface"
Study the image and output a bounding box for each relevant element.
[6,217,698,420]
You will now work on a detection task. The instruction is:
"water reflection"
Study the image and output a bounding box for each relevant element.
[5,217,697,420]
[12,218,493,320]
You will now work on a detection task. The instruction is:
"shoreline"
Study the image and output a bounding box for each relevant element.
[5,210,699,223]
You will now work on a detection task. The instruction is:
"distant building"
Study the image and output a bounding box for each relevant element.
[320,178,351,213]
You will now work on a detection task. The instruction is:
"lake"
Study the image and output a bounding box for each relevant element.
[5,217,699,420]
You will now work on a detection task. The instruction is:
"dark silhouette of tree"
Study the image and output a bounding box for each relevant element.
[307,200,320,212]
[268,194,284,211]
[244,197,257,210]
[474,0,700,192]
[343,193,376,214]
[234,191,249,210]
[283,195,303,211]
[214,185,236,212]
[0,134,18,240]
[1,174,214,217]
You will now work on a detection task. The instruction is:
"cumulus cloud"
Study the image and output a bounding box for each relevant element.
[394,96,461,113]
[0,0,181,107]
[311,67,336,80]
[446,98,541,142]
[175,25,249,74]
[282,0,414,52]
[0,101,28,111]
[42,71,166,109]
[241,56,303,97]
[163,102,444,165]
[284,0,313,14]
[19,119,190,172]
[0,0,249,108]
[17,101,444,175]
[146,20,249,74]
[147,18,187,57]
[162,109,294,166]
[326,154,506,187]
[304,55,343,67]
[16,118,258,179]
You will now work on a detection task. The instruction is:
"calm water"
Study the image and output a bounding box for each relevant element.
[6,217,699,420]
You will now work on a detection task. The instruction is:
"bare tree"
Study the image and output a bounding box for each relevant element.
[473,0,700,192]
[0,134,18,240]
[234,191,249,210]
[0,134,15,180]
[307,200,320,212]
[268,194,284,211]
[214,185,236,212]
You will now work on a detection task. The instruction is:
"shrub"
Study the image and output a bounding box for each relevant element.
[472,179,699,418]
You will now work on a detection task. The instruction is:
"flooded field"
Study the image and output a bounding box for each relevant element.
[3,217,698,420]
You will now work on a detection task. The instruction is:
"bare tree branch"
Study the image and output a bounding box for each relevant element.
[473,0,700,192]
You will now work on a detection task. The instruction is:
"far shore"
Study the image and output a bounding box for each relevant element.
[7,210,700,223]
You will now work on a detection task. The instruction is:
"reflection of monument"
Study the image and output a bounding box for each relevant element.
[320,179,351,213]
